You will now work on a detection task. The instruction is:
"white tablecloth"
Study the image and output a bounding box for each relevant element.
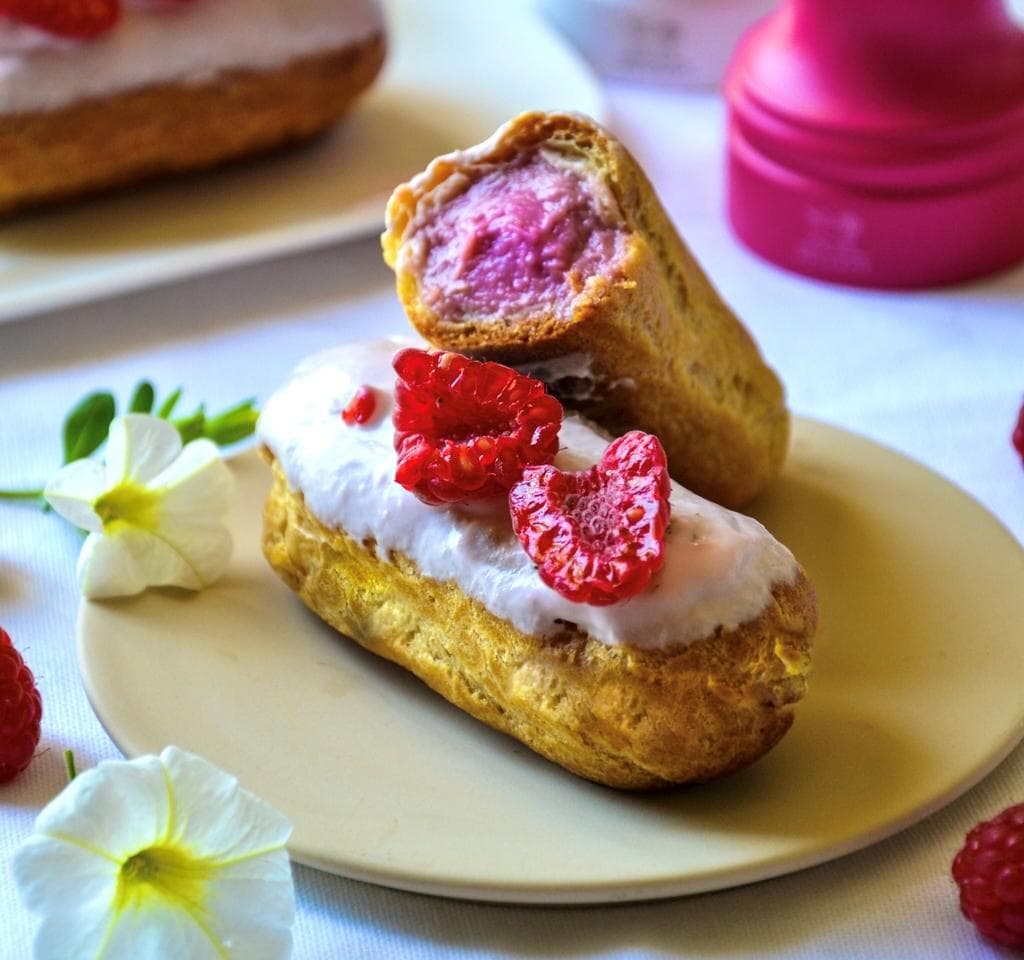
[2,73,1023,960]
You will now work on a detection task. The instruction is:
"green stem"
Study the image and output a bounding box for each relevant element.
[0,488,45,502]
[64,749,78,782]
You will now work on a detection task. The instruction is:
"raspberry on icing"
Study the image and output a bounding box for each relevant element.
[0,626,42,784]
[392,348,563,506]
[509,430,671,606]
[0,0,121,38]
[953,802,1024,948]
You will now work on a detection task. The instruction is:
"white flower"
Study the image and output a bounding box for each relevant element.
[12,746,295,960]
[44,414,234,599]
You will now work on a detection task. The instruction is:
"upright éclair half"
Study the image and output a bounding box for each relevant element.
[381,111,789,509]
[258,339,816,790]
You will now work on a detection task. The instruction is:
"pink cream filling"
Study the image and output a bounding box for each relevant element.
[417,154,624,320]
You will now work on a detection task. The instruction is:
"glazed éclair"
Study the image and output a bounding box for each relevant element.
[258,339,816,790]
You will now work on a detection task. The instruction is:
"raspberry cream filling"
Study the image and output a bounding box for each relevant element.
[0,0,384,115]
[259,339,798,650]
[400,151,626,322]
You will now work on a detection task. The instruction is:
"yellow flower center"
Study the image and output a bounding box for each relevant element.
[114,845,214,916]
[93,482,161,533]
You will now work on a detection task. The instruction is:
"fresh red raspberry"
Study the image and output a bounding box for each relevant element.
[0,627,42,784]
[1013,397,1024,466]
[341,385,377,426]
[0,0,120,39]
[392,348,563,506]
[509,430,671,605]
[952,802,1024,949]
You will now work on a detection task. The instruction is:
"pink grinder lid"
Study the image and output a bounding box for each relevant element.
[723,0,1024,288]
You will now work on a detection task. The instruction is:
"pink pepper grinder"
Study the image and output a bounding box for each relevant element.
[723,0,1024,288]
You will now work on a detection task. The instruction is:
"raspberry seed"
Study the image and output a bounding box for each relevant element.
[341,385,377,426]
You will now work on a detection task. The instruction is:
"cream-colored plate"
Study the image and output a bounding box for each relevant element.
[78,419,1024,904]
[0,0,602,323]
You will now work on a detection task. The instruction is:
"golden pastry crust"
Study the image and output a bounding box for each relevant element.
[262,453,816,790]
[382,111,789,509]
[0,34,385,216]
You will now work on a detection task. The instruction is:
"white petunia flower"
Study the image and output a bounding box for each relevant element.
[44,414,234,599]
[12,746,295,960]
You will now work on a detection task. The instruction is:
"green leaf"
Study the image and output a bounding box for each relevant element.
[156,387,182,420]
[62,392,116,464]
[128,380,155,414]
[202,400,259,447]
[174,406,206,445]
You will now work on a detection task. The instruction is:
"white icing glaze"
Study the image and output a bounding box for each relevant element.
[257,338,798,650]
[0,0,383,115]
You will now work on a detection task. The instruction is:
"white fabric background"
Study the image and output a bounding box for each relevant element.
[2,59,1023,960]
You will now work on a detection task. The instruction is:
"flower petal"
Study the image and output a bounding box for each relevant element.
[77,531,146,599]
[78,527,210,598]
[12,833,119,918]
[153,519,233,588]
[160,748,292,861]
[152,439,233,518]
[206,877,295,959]
[31,754,170,861]
[205,857,295,954]
[99,899,229,960]
[33,907,118,960]
[43,458,106,532]
[106,415,183,486]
